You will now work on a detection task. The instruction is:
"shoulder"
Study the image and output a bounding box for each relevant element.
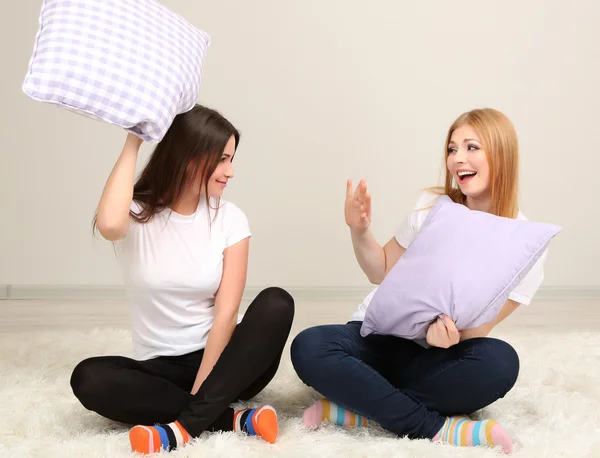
[407,189,444,225]
[215,199,252,246]
[394,189,442,248]
[414,189,442,210]
[216,199,249,224]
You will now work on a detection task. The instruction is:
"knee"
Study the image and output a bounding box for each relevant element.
[70,357,104,406]
[484,339,520,391]
[290,326,327,382]
[254,286,295,324]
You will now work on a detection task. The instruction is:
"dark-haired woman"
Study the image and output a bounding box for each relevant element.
[70,104,295,454]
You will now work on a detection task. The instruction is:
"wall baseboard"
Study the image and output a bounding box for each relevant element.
[2,284,600,301]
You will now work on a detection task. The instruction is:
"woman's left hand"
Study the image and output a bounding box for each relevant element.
[426,315,460,349]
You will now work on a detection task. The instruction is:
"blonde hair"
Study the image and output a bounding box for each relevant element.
[428,108,519,218]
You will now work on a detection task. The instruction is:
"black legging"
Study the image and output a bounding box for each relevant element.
[70,287,295,437]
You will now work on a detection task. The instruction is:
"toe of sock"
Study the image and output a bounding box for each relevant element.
[491,423,513,454]
[129,425,160,454]
[302,404,321,429]
[254,405,278,444]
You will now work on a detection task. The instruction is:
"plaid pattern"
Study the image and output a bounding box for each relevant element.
[22,0,211,142]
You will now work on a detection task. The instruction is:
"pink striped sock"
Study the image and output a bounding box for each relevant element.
[432,416,513,454]
[302,399,377,429]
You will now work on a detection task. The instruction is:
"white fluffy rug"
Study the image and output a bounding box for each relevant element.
[1,328,600,458]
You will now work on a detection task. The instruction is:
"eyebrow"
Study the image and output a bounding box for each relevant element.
[222,153,232,157]
[448,138,481,144]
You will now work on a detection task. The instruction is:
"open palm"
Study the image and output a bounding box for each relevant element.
[345,179,371,233]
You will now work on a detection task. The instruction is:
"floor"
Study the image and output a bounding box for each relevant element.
[1,298,599,458]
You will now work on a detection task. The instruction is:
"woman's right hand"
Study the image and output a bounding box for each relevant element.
[345,179,371,233]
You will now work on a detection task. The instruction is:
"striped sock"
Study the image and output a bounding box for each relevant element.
[302,398,377,429]
[129,420,191,454]
[433,416,513,454]
[233,405,278,443]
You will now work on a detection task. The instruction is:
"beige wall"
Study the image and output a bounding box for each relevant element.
[2,0,599,292]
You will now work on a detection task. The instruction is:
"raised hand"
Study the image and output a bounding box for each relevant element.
[345,179,371,233]
[426,315,460,349]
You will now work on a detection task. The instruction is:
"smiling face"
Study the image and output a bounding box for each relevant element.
[442,108,520,218]
[446,124,491,204]
[205,134,236,197]
[185,134,236,199]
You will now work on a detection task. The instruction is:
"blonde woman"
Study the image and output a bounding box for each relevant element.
[291,108,546,454]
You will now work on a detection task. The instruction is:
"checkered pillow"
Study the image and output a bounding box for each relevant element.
[22,0,211,142]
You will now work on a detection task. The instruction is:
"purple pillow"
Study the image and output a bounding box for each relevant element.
[360,195,561,340]
[22,0,210,142]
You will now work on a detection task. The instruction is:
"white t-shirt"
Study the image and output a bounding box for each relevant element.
[350,190,548,322]
[115,198,251,360]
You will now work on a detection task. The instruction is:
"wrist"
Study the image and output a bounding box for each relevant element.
[124,133,143,151]
[213,313,238,328]
[350,226,370,239]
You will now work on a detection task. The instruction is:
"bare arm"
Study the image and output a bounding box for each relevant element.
[346,179,406,284]
[95,133,142,241]
[459,299,520,341]
[191,237,249,394]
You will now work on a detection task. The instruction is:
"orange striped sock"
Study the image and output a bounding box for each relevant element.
[129,420,191,454]
[302,398,377,429]
[233,405,278,443]
[432,416,513,454]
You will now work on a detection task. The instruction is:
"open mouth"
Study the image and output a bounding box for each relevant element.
[457,171,477,183]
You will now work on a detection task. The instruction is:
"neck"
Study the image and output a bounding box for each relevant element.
[466,194,491,213]
[170,191,202,216]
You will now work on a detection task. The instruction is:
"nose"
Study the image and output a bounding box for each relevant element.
[453,146,468,164]
[225,162,234,178]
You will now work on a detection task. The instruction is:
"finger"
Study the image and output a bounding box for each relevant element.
[435,318,445,334]
[442,315,460,343]
[346,179,353,199]
[365,193,372,216]
[353,179,365,201]
[432,321,449,348]
[360,180,368,197]
[448,327,460,344]
[442,315,458,332]
[434,318,448,345]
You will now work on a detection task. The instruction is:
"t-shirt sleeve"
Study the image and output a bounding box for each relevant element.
[224,202,252,248]
[508,248,548,305]
[394,191,439,249]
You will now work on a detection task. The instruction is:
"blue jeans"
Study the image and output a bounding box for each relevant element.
[291,321,519,439]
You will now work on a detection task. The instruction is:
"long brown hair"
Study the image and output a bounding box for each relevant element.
[429,108,519,218]
[96,104,240,231]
